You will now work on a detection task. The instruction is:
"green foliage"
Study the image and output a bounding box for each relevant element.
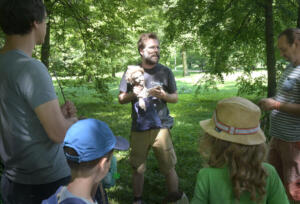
[54,76,115,105]
[194,73,223,94]
[40,0,172,98]
[186,51,207,70]
[46,0,171,79]
[164,0,298,94]
[236,73,268,96]
[275,59,288,79]
[47,0,135,77]
[94,76,114,103]
[165,0,261,74]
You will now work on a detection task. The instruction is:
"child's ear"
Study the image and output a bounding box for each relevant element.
[98,157,111,170]
[98,157,107,169]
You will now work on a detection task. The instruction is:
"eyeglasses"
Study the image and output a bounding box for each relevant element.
[146,46,160,51]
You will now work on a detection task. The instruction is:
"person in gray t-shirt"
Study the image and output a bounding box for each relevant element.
[0,1,77,203]
[119,33,187,204]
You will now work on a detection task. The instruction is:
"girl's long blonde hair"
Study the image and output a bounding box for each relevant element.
[200,133,268,202]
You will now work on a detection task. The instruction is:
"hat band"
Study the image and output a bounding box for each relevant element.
[213,112,260,135]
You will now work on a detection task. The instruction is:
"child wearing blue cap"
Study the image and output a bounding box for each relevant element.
[42,118,129,204]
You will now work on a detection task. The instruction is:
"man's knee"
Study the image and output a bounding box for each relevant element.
[155,147,177,175]
[160,166,176,176]
[132,163,147,174]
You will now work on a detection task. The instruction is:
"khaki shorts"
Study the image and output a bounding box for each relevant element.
[129,128,177,175]
[268,137,300,201]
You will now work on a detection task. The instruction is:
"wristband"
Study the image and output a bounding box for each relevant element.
[274,101,281,110]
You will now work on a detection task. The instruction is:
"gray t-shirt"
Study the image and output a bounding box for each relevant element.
[119,63,177,131]
[0,50,70,184]
[270,64,300,141]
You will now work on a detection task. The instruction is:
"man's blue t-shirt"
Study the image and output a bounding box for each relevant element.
[119,63,177,131]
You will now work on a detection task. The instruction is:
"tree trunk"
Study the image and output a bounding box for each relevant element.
[41,20,50,69]
[41,0,54,69]
[265,0,276,97]
[182,49,188,76]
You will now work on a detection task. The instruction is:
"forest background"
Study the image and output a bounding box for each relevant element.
[0,0,300,203]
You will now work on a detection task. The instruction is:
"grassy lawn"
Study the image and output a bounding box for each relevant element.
[53,71,263,204]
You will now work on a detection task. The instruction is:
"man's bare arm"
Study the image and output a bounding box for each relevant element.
[149,87,178,103]
[259,98,300,117]
[162,92,178,103]
[35,99,77,143]
[118,91,136,104]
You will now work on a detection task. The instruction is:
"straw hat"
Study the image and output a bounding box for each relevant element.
[199,97,266,145]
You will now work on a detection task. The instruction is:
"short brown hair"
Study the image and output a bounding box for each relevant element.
[0,0,46,35]
[137,33,159,53]
[279,28,300,45]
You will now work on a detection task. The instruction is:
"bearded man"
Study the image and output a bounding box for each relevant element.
[119,33,187,204]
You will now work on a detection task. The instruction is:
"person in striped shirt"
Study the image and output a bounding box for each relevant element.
[259,28,300,202]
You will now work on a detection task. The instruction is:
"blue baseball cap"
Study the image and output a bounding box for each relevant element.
[63,118,129,163]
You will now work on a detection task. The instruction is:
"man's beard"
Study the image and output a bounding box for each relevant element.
[144,53,160,65]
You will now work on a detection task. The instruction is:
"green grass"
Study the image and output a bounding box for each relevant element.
[53,71,257,203]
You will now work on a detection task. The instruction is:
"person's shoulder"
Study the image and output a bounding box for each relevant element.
[2,50,33,66]
[8,50,44,67]
[263,162,275,169]
[262,162,277,175]
[24,57,46,70]
[3,51,47,77]
[196,167,229,184]
[198,166,225,176]
[17,58,48,78]
[198,167,211,175]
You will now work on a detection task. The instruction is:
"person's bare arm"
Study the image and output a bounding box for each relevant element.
[163,92,178,103]
[35,99,78,143]
[149,87,178,103]
[259,98,300,117]
[118,91,136,104]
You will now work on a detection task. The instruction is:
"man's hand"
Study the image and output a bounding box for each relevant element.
[149,86,166,99]
[133,86,144,96]
[61,100,77,118]
[258,98,278,111]
[35,99,78,143]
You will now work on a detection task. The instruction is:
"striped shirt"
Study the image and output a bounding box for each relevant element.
[270,64,300,141]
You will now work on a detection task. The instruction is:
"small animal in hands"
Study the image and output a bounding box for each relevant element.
[125,65,148,111]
